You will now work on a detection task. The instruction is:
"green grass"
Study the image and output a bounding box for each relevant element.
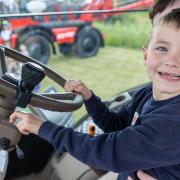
[94,12,151,49]
[41,47,149,120]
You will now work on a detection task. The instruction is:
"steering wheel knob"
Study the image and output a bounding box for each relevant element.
[21,62,45,92]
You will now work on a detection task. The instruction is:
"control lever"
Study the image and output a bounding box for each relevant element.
[0,138,24,159]
[12,119,24,159]
[0,138,10,150]
[16,62,45,107]
[15,145,24,160]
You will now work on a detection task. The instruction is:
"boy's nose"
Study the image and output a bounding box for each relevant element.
[165,60,177,67]
[164,55,180,67]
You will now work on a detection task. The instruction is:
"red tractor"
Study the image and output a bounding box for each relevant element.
[0,0,154,64]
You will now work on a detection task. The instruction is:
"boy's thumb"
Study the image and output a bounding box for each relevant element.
[137,171,157,180]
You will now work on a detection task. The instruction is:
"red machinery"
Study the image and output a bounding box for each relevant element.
[0,0,154,64]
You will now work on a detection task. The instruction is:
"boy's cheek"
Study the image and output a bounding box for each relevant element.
[143,59,147,66]
[146,68,154,81]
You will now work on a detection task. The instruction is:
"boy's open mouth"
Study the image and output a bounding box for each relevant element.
[158,72,180,80]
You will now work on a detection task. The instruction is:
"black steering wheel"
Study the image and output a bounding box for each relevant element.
[0,45,83,111]
[0,45,83,149]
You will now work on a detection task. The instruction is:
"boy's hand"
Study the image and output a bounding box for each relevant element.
[10,111,43,135]
[128,171,156,180]
[137,171,156,180]
[64,80,92,100]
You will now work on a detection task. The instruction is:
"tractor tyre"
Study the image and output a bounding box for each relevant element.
[75,26,101,58]
[18,34,50,64]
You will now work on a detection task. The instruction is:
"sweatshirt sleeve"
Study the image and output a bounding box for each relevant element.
[38,113,180,173]
[84,93,131,132]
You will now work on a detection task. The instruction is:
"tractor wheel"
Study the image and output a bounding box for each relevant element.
[18,34,50,64]
[75,26,101,58]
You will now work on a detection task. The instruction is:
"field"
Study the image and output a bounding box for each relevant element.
[41,47,149,120]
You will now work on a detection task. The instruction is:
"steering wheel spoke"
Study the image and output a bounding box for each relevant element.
[31,93,83,112]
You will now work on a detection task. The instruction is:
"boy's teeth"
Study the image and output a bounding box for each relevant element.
[161,72,180,77]
[160,72,180,79]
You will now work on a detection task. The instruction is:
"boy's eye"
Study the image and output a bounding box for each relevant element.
[156,47,168,52]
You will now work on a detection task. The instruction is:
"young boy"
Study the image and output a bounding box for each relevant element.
[6,1,180,180]
[10,10,180,180]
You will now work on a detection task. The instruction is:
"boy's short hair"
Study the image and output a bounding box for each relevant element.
[149,0,175,20]
[159,9,180,28]
[148,9,180,44]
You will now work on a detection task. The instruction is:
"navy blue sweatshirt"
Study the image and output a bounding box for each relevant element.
[38,84,180,179]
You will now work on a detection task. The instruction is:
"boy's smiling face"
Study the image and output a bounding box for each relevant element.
[143,23,180,100]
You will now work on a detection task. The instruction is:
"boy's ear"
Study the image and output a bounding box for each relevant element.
[142,46,147,66]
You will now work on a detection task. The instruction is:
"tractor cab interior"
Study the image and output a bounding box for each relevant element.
[0,44,137,180]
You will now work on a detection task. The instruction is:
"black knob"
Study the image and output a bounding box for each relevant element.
[21,62,45,92]
[0,137,10,150]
